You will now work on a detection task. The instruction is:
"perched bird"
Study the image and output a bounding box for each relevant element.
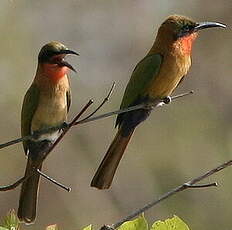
[91,15,226,189]
[18,41,78,223]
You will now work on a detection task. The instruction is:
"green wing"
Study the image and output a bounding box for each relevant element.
[21,83,40,153]
[120,54,162,109]
[116,54,162,126]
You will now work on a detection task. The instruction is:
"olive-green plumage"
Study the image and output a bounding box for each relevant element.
[91,15,226,189]
[18,41,78,223]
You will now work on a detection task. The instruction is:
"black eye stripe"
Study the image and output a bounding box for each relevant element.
[38,50,62,62]
[182,24,195,31]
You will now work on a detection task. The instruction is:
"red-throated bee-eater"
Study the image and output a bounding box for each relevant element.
[91,15,226,189]
[18,41,79,223]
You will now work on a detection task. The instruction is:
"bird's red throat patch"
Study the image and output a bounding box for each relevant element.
[43,63,69,82]
[179,32,198,55]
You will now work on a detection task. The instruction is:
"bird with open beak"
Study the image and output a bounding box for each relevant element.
[18,41,79,223]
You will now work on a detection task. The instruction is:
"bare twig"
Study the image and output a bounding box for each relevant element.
[0,137,26,150]
[171,90,194,100]
[0,83,115,191]
[77,82,116,123]
[0,83,116,150]
[0,100,93,191]
[41,99,94,159]
[75,90,194,125]
[0,176,27,191]
[0,90,192,150]
[184,182,217,188]
[98,159,232,230]
[37,169,71,192]
[0,125,62,150]
[0,89,193,191]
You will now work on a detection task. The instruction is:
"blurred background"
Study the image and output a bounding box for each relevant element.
[0,0,231,229]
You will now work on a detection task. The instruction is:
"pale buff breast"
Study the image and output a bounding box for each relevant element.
[148,53,191,98]
[31,76,69,139]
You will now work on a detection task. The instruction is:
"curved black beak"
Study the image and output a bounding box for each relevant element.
[59,60,77,73]
[58,49,79,56]
[57,49,79,73]
[194,21,226,32]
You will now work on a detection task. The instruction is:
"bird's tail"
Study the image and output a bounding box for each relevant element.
[91,128,134,189]
[17,158,41,224]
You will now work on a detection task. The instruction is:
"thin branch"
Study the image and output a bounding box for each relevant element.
[98,159,232,230]
[0,89,193,191]
[75,90,194,125]
[0,137,26,150]
[0,125,62,150]
[184,182,217,188]
[28,99,94,179]
[0,83,116,150]
[171,90,194,100]
[77,82,116,123]
[37,169,71,192]
[0,176,27,191]
[0,90,192,150]
[0,100,93,191]
[0,83,115,191]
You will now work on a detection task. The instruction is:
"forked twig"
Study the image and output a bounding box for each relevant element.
[0,90,192,150]
[0,83,116,191]
[75,90,193,125]
[99,159,232,230]
[0,100,93,191]
[0,83,116,150]
[77,82,116,123]
[0,88,192,191]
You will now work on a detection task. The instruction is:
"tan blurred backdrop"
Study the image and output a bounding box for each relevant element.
[0,0,231,229]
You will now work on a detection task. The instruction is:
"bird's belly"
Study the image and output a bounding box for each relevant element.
[148,55,190,98]
[31,92,67,140]
[149,72,182,97]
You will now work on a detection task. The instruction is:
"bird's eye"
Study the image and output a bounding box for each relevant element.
[183,24,193,32]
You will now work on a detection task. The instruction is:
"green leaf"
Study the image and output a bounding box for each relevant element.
[82,225,92,230]
[0,227,9,230]
[118,215,148,230]
[0,210,20,230]
[46,224,58,230]
[151,215,190,230]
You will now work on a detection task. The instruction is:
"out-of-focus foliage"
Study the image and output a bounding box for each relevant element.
[82,225,92,230]
[45,225,58,230]
[151,216,190,230]
[0,227,8,230]
[0,1,231,230]
[0,211,190,230]
[118,215,148,230]
[0,210,19,230]
[117,215,190,230]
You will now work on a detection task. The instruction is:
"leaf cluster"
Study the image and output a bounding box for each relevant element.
[0,211,190,230]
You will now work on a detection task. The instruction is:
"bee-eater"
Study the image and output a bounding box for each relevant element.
[91,15,226,189]
[18,41,78,223]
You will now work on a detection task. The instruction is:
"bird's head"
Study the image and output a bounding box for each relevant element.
[156,15,226,54]
[38,41,79,79]
[160,15,226,40]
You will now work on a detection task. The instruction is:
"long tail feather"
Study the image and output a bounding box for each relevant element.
[17,159,41,224]
[91,128,134,189]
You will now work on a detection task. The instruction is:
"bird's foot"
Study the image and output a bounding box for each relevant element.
[163,96,172,104]
[61,122,69,132]
[32,130,40,140]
